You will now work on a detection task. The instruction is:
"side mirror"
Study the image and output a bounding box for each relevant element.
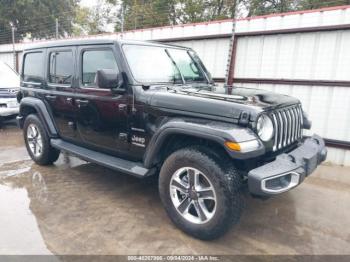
[95,69,125,93]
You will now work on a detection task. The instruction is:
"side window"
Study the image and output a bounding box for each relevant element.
[49,51,74,85]
[82,49,118,87]
[23,52,44,83]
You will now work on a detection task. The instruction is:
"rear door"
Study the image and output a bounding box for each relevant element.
[45,47,77,141]
[75,45,130,156]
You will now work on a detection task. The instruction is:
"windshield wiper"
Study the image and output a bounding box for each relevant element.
[165,49,186,85]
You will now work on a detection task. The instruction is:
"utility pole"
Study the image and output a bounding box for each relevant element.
[55,18,59,39]
[121,5,124,39]
[11,24,16,71]
[224,0,238,94]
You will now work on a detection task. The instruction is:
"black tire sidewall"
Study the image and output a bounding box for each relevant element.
[159,148,241,240]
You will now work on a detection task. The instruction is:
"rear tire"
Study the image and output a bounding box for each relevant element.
[159,147,243,240]
[23,114,60,165]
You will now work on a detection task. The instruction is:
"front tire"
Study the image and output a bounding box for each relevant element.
[159,147,243,240]
[23,114,60,165]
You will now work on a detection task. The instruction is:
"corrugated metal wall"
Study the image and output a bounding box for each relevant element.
[235,31,350,80]
[167,39,231,79]
[0,52,16,70]
[233,12,350,165]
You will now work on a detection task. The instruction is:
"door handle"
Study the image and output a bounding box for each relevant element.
[45,95,56,100]
[76,99,89,107]
[118,104,127,113]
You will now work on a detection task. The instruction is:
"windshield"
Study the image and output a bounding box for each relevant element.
[122,44,208,84]
[0,62,19,88]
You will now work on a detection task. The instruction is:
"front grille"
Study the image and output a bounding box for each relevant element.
[0,88,17,98]
[271,104,303,151]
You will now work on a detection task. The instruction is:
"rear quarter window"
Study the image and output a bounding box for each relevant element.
[23,52,44,83]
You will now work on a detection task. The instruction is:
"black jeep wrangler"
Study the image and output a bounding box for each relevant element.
[17,39,327,240]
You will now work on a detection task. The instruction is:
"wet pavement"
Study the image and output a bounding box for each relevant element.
[0,122,349,255]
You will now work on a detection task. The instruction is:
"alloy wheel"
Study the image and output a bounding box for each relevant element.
[27,123,43,158]
[169,167,217,224]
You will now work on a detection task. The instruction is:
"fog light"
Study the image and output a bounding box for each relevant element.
[261,172,300,194]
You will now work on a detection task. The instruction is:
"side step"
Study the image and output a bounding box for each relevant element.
[51,139,152,178]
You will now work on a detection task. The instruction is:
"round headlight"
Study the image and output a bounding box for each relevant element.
[257,114,274,142]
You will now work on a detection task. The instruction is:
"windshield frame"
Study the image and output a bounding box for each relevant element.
[120,43,212,86]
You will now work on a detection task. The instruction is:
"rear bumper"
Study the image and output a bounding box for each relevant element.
[248,135,327,197]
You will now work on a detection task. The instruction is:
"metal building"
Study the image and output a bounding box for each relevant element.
[0,5,349,165]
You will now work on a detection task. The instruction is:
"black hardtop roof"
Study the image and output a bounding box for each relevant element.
[24,39,190,51]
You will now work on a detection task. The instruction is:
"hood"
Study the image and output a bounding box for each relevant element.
[145,85,300,121]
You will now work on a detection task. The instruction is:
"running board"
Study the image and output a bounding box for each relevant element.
[50,139,152,178]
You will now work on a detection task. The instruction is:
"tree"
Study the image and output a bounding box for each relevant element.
[297,0,350,10]
[241,0,295,17]
[0,0,79,44]
[175,0,236,23]
[73,0,117,35]
[243,0,350,17]
[112,0,174,31]
[113,0,237,31]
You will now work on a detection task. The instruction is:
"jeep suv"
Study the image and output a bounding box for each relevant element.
[17,39,327,240]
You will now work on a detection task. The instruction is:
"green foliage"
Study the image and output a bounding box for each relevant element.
[242,0,296,16]
[73,0,116,35]
[114,0,236,31]
[297,0,350,10]
[0,0,79,44]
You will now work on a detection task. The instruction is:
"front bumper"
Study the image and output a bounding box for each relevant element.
[0,98,19,118]
[248,135,327,197]
[0,107,19,117]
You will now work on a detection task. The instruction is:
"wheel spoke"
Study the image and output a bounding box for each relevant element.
[193,200,207,222]
[28,128,34,139]
[187,168,199,188]
[33,141,37,154]
[171,179,188,194]
[177,197,192,214]
[197,187,215,200]
[37,141,42,153]
[31,126,38,138]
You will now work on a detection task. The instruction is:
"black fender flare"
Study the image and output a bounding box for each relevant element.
[143,118,265,168]
[18,97,58,137]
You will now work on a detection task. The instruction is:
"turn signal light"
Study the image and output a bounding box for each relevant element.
[224,141,241,151]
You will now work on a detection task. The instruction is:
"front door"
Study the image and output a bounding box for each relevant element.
[45,47,77,141]
[75,45,130,156]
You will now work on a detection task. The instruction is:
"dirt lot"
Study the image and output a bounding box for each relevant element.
[0,121,349,255]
